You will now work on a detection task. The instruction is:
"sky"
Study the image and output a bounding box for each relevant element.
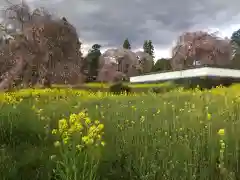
[1,0,240,60]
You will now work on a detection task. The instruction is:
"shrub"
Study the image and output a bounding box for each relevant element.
[150,87,163,94]
[109,82,131,94]
[174,77,235,90]
[174,77,218,89]
[42,78,51,88]
[148,81,177,94]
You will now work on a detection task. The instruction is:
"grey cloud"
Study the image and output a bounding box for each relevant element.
[1,0,240,51]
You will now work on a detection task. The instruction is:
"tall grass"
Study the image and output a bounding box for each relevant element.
[52,81,174,88]
[1,86,240,179]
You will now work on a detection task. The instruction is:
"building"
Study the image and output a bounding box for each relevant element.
[130,67,240,88]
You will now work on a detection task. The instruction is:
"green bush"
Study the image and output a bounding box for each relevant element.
[109,82,131,94]
[174,77,234,90]
[147,81,177,94]
[175,77,217,89]
[150,87,163,94]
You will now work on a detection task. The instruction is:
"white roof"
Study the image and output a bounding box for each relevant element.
[130,67,240,83]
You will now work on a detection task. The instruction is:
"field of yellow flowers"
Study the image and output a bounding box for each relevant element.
[1,85,240,180]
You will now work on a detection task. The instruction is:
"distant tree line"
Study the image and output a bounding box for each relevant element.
[83,37,173,82]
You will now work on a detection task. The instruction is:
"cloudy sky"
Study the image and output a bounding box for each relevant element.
[1,0,240,60]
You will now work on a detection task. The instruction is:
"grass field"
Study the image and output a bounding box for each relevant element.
[50,82,177,93]
[1,84,240,179]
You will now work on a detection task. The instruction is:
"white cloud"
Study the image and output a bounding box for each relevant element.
[219,24,240,38]
[135,47,171,60]
[81,43,92,57]
[154,49,171,59]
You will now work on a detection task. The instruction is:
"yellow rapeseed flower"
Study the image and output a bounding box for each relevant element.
[85,117,91,125]
[87,138,94,145]
[218,129,225,136]
[58,119,68,132]
[82,136,88,143]
[97,134,101,139]
[97,124,104,130]
[76,144,83,151]
[207,113,212,120]
[63,137,69,144]
[52,110,105,149]
[69,113,78,123]
[140,116,145,123]
[54,141,61,147]
[94,120,100,125]
[51,129,57,135]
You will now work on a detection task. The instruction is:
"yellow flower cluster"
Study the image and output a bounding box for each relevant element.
[217,128,226,171]
[52,111,105,150]
[218,129,225,136]
[1,93,22,105]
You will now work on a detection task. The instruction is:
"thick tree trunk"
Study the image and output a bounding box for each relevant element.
[37,53,51,88]
[0,56,27,92]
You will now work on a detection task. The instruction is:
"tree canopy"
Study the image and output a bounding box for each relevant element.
[0,1,83,90]
[231,29,240,47]
[152,58,172,72]
[143,40,155,58]
[123,38,131,49]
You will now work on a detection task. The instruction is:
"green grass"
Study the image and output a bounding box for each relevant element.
[52,81,173,88]
[1,86,240,179]
[50,82,177,94]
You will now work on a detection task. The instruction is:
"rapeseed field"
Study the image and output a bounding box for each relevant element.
[1,85,240,180]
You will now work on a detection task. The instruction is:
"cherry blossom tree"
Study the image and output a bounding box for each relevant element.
[171,31,232,70]
[0,1,83,91]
